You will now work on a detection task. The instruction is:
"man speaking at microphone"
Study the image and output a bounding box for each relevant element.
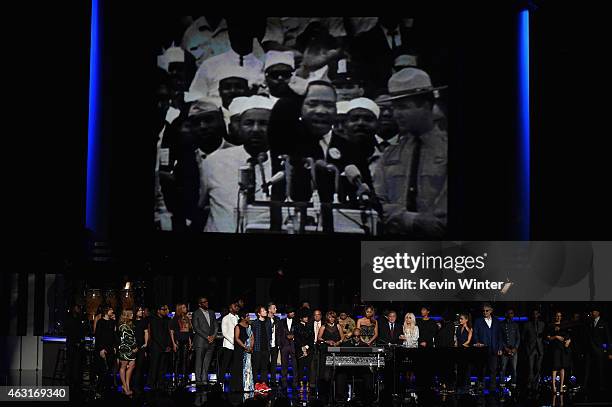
[373,68,447,237]
[198,95,275,232]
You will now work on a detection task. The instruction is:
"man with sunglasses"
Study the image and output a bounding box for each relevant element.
[193,297,218,386]
[472,303,503,391]
[264,50,295,101]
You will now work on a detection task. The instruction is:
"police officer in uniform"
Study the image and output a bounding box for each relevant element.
[373,68,447,237]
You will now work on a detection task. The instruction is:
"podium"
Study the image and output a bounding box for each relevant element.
[237,201,379,235]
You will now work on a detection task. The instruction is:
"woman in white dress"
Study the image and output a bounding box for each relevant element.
[399,312,419,387]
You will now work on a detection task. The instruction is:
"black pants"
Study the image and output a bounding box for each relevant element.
[95,351,115,394]
[309,346,321,388]
[280,345,297,386]
[65,344,83,387]
[269,346,279,383]
[296,352,313,384]
[456,349,471,391]
[148,349,170,388]
[174,339,190,386]
[219,347,234,379]
[584,349,606,390]
[252,350,270,384]
[478,353,499,389]
[527,350,543,390]
[132,347,147,391]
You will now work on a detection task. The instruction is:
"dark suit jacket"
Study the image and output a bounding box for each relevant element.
[351,23,421,97]
[522,319,546,355]
[295,321,315,356]
[192,308,218,349]
[473,317,503,354]
[587,318,611,353]
[378,319,402,345]
[148,314,171,352]
[279,318,297,349]
[270,316,283,348]
[268,93,375,204]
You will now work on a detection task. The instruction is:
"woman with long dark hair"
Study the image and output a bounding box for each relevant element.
[546,311,572,394]
[455,313,473,394]
[231,310,254,392]
[170,303,193,387]
[132,306,149,394]
[356,305,378,346]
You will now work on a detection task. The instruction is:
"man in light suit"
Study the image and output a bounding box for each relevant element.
[522,309,546,391]
[192,297,218,385]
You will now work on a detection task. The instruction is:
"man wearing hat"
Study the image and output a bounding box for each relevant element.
[157,45,198,111]
[373,68,447,237]
[329,58,365,102]
[369,93,400,179]
[584,305,611,392]
[159,97,225,232]
[189,18,264,104]
[198,95,275,232]
[264,50,295,101]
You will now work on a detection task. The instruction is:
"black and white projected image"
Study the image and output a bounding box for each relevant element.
[154,17,448,236]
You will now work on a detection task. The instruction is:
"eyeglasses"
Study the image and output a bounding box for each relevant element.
[483,309,492,313]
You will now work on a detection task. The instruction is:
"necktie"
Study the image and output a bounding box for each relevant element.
[239,55,244,66]
[390,30,398,50]
[406,135,422,211]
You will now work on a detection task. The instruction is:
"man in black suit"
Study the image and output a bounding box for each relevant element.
[378,310,402,345]
[522,309,546,391]
[267,302,282,386]
[294,308,315,387]
[147,304,172,389]
[351,17,421,97]
[279,307,298,388]
[584,306,611,392]
[192,297,218,386]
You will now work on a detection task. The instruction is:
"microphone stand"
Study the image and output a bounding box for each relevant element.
[256,153,269,199]
[279,155,297,234]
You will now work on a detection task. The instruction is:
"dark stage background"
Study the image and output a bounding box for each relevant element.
[7,2,612,282]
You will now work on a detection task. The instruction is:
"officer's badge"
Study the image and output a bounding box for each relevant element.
[328,148,341,160]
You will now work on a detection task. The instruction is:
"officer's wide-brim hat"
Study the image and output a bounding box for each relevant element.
[378,67,447,102]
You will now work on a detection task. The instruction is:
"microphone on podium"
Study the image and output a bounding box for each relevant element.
[344,164,371,204]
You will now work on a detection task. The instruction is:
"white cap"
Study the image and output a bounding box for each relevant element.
[264,50,295,71]
[214,65,251,84]
[228,96,250,117]
[346,97,380,119]
[240,95,276,115]
[157,43,185,72]
[188,96,222,117]
[336,101,351,115]
[184,90,206,103]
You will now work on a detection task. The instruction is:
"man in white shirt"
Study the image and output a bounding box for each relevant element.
[199,96,275,232]
[219,302,240,382]
[189,18,264,105]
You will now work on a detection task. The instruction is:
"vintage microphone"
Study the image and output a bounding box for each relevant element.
[323,162,341,204]
[279,155,297,233]
[256,152,269,199]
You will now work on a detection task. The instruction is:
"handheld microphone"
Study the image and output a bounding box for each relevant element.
[344,164,371,203]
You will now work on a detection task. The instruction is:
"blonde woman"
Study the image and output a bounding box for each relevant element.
[170,303,193,387]
[400,313,419,348]
[118,310,138,396]
[400,312,419,387]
